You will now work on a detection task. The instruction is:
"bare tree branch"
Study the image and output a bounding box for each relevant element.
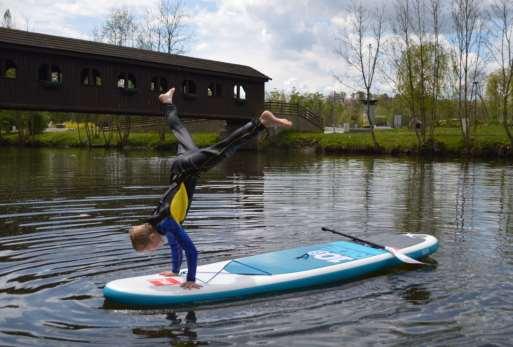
[487,0,513,144]
[335,1,385,148]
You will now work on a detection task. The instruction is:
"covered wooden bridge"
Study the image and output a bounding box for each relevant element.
[0,28,322,131]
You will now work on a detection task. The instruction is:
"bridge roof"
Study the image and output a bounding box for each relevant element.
[0,28,270,81]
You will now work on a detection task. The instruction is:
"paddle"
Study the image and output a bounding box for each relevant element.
[321,227,425,265]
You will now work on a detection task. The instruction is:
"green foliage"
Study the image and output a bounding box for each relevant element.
[29,112,50,135]
[33,131,83,146]
[0,110,49,143]
[0,130,219,150]
[0,111,15,138]
[396,42,450,143]
[397,43,449,100]
[266,88,351,126]
[266,90,287,102]
[47,111,71,125]
[485,70,513,124]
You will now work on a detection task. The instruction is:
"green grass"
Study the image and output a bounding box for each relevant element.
[0,130,220,149]
[266,126,512,157]
[1,126,511,157]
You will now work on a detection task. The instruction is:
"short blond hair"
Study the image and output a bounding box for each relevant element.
[129,223,157,251]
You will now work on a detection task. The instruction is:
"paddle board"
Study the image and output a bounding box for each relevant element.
[104,233,438,306]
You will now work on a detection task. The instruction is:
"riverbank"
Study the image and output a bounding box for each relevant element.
[1,126,511,158]
[0,130,219,150]
[266,126,513,158]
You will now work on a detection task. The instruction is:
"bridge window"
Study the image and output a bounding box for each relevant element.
[127,74,136,89]
[4,60,16,79]
[150,77,168,92]
[233,83,246,102]
[93,69,102,86]
[51,66,62,83]
[117,73,137,94]
[117,74,126,88]
[117,73,136,89]
[208,83,222,97]
[81,68,102,87]
[182,80,197,98]
[38,64,62,86]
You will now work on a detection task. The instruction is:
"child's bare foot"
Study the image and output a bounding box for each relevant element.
[159,87,175,104]
[259,110,293,128]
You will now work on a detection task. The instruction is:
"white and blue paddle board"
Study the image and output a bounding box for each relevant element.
[104,233,438,306]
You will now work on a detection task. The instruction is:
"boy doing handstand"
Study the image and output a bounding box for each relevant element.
[129,88,292,289]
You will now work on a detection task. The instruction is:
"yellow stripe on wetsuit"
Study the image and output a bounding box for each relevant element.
[170,182,189,223]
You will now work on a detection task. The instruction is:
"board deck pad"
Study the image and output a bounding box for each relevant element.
[104,233,438,306]
[224,241,385,275]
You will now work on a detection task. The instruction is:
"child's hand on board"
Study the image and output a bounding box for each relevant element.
[181,281,202,290]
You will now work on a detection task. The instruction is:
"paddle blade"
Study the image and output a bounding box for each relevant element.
[384,246,425,265]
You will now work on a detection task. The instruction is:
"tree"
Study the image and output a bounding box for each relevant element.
[486,70,513,123]
[335,2,385,148]
[134,0,188,54]
[396,44,449,131]
[12,111,49,144]
[2,9,14,28]
[265,90,287,103]
[135,8,158,51]
[265,89,347,127]
[428,0,445,139]
[96,7,138,47]
[450,0,486,149]
[157,0,188,54]
[92,7,140,147]
[386,0,447,147]
[487,0,513,146]
[0,110,15,140]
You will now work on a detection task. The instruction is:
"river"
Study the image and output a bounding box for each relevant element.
[0,147,512,346]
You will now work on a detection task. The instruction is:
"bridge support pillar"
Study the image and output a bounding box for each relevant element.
[222,119,258,150]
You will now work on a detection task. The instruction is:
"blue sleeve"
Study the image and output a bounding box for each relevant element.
[173,224,198,282]
[165,232,183,274]
[157,218,183,274]
[157,217,198,282]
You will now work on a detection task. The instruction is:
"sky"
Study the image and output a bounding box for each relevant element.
[1,0,375,96]
[1,0,499,96]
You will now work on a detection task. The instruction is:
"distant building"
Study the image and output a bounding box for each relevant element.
[327,91,346,104]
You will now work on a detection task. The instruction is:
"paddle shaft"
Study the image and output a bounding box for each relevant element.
[321,227,388,250]
[321,227,425,265]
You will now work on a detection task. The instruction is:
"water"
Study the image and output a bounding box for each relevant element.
[0,147,512,346]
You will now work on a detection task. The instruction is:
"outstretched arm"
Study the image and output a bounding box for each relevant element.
[161,232,183,276]
[172,223,201,289]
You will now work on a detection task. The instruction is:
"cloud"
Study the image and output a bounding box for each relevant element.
[187,0,357,94]
[3,0,157,37]
[4,0,442,96]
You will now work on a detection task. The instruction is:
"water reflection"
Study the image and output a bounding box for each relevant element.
[132,311,199,344]
[400,285,432,305]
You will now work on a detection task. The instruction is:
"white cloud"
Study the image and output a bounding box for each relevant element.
[5,0,477,96]
[187,0,356,94]
[2,0,157,37]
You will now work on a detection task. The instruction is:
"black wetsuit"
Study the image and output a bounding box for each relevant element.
[145,104,266,281]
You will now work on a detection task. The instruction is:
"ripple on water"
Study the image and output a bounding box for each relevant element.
[0,149,512,346]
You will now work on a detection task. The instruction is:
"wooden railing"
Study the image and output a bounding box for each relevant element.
[264,101,323,130]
